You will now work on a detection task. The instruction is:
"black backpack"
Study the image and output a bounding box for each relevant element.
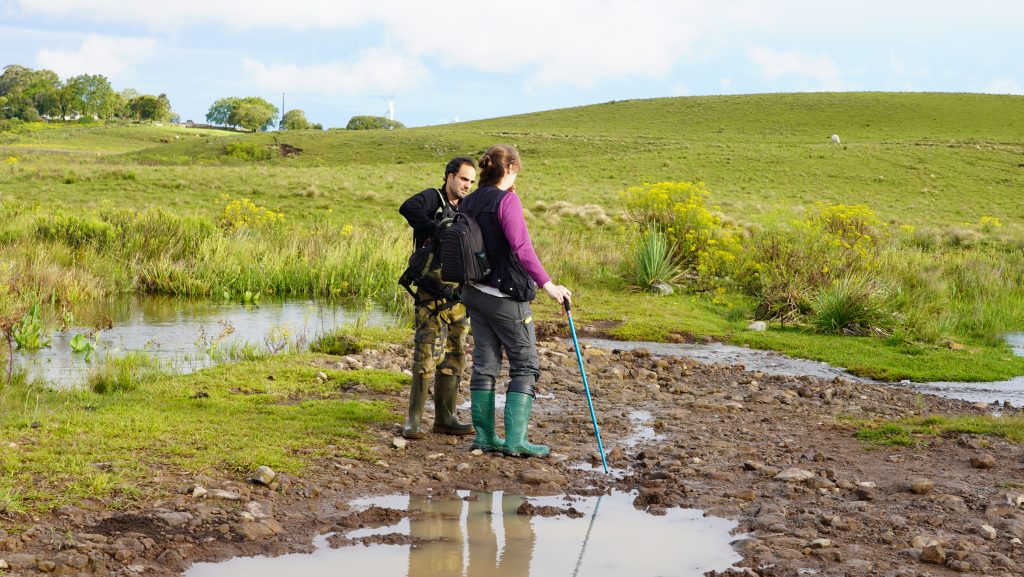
[439,212,491,284]
[398,190,458,304]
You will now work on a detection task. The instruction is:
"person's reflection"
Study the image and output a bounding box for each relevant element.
[407,491,537,577]
[465,492,498,577]
[465,492,535,577]
[408,492,464,577]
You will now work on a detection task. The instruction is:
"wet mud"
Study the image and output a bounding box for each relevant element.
[5,332,1024,576]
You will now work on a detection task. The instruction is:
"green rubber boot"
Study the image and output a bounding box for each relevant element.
[401,373,429,439]
[432,373,474,435]
[502,392,550,458]
[469,389,504,452]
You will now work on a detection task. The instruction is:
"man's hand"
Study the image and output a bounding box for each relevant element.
[541,281,572,307]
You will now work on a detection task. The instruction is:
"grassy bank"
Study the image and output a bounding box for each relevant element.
[0,355,403,514]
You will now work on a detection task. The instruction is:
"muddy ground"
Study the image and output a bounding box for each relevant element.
[3,325,1024,577]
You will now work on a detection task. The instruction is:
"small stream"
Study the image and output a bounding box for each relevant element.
[186,491,745,577]
[580,335,1024,408]
[11,297,398,388]
[13,296,1024,406]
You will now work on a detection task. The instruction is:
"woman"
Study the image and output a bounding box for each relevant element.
[459,144,572,458]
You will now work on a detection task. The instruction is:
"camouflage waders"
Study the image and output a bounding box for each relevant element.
[402,271,473,439]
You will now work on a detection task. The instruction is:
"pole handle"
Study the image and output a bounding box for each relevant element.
[563,299,571,313]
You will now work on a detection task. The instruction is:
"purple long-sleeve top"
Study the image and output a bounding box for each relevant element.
[497,191,551,288]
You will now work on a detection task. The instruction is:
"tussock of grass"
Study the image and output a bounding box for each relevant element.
[88,351,169,394]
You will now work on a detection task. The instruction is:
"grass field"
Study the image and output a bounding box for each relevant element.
[3,91,1024,513]
[1,92,1023,381]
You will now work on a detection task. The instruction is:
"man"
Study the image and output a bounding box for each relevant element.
[398,156,477,439]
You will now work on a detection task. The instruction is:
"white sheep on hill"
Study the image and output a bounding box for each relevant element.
[831,134,841,144]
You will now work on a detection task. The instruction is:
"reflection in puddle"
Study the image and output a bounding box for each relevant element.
[186,491,743,577]
[13,296,397,388]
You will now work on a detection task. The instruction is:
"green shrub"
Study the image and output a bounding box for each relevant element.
[623,181,743,290]
[748,203,887,323]
[224,141,273,161]
[34,213,117,250]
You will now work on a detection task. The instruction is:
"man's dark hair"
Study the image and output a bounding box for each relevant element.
[444,156,476,182]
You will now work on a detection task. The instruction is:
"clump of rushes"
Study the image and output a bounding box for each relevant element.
[810,275,893,336]
[624,224,683,292]
[88,351,168,394]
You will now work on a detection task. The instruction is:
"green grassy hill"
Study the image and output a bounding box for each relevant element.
[3,92,1022,228]
[2,92,1024,381]
[118,92,1024,228]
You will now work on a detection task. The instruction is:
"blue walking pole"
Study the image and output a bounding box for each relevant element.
[564,300,609,474]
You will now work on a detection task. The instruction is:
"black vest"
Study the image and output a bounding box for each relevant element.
[461,185,537,302]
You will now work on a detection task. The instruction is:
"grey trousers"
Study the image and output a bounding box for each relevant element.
[462,285,540,396]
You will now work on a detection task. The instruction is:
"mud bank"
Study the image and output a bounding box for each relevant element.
[3,335,1024,576]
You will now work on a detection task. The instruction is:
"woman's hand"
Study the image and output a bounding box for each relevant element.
[542,281,572,307]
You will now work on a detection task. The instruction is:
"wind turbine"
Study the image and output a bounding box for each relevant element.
[381,95,395,129]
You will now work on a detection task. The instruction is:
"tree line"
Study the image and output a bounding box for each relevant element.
[0,64,176,123]
[2,63,405,131]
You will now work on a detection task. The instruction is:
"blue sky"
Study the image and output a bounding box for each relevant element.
[2,0,1021,128]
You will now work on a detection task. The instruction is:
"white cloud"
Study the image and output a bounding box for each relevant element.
[35,34,156,79]
[15,0,769,87]
[749,47,842,90]
[985,76,1023,95]
[242,50,429,96]
[14,0,380,30]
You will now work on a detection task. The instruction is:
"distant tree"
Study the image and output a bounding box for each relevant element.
[346,115,405,130]
[207,96,277,131]
[230,102,276,131]
[310,123,323,130]
[206,97,240,126]
[3,92,39,121]
[169,111,181,124]
[0,65,32,97]
[129,94,171,121]
[280,109,312,130]
[157,94,171,119]
[23,69,61,118]
[0,65,61,119]
[113,89,138,119]
[62,74,116,119]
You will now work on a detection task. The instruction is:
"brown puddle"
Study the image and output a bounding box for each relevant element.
[186,491,744,577]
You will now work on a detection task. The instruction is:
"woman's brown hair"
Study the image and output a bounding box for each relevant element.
[477,144,521,187]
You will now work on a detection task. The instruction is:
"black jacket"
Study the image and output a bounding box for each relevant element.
[460,185,536,302]
[399,187,455,249]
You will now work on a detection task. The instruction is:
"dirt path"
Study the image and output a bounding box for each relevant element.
[3,335,1024,576]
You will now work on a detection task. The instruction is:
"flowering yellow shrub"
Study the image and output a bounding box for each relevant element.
[750,203,888,322]
[218,195,284,233]
[623,182,743,290]
[977,215,1002,232]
